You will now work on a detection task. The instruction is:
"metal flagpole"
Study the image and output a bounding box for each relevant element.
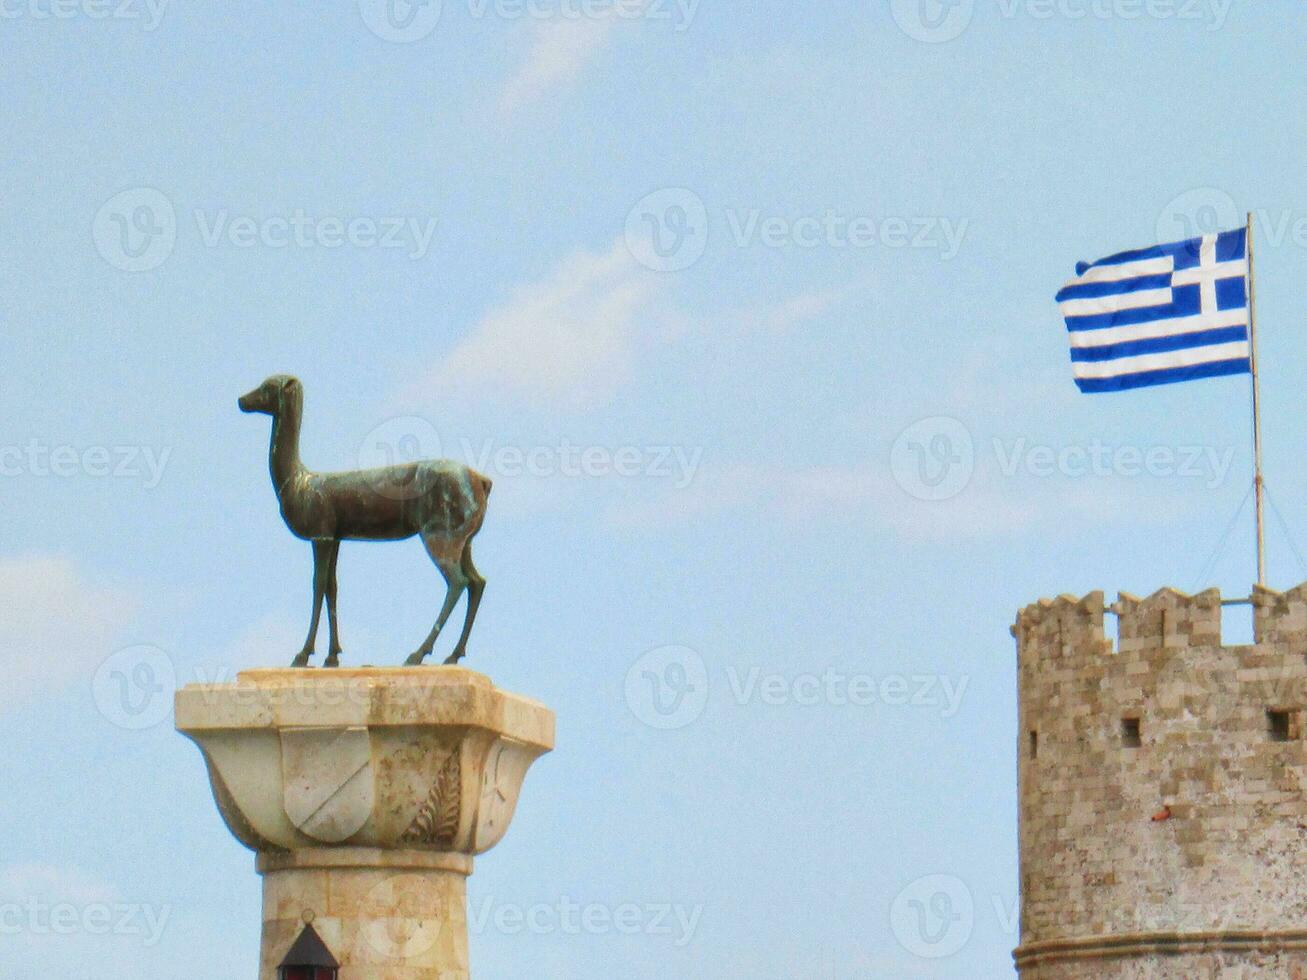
[1247,210,1267,588]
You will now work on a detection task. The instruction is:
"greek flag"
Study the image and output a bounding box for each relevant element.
[1055,228,1251,393]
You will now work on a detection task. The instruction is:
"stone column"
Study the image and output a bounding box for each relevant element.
[175,667,554,980]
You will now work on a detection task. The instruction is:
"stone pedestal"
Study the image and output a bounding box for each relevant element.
[176,667,554,980]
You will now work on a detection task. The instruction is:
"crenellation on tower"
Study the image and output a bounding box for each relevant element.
[1114,587,1222,650]
[1014,582,1307,979]
[1253,582,1307,645]
[1013,592,1107,663]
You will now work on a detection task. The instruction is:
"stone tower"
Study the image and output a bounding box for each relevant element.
[1014,584,1307,978]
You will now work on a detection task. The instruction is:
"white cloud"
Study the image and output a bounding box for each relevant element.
[409,254,868,414]
[604,463,762,529]
[415,239,660,410]
[498,9,632,118]
[731,278,873,333]
[0,864,117,905]
[605,460,1207,541]
[0,555,136,714]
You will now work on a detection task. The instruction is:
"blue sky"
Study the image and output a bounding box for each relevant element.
[2,1,1306,976]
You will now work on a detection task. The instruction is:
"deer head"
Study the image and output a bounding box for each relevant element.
[239,375,301,416]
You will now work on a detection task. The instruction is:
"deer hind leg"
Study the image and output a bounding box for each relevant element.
[292,539,333,667]
[322,540,343,668]
[404,532,467,666]
[445,542,485,665]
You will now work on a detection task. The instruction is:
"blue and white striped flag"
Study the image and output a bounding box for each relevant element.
[1055,228,1251,393]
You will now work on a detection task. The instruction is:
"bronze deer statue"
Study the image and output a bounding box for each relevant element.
[239,375,491,668]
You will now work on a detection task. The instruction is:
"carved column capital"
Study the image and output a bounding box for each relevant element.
[176,667,554,979]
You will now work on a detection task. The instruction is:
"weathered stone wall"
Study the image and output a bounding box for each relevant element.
[1020,952,1307,979]
[1014,585,1307,978]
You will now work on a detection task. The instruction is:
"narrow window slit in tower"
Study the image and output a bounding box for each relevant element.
[1121,717,1141,749]
[1268,709,1299,743]
[1029,730,1038,759]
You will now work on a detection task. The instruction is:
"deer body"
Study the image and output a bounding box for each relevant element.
[276,463,484,542]
[240,375,491,667]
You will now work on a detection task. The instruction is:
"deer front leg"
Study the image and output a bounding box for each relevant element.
[322,540,343,668]
[292,540,331,667]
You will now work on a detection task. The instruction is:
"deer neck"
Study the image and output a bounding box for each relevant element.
[267,403,305,497]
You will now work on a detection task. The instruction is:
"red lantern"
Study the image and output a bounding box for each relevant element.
[278,921,339,980]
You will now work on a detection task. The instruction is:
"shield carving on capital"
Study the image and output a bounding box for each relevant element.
[472,739,536,853]
[280,727,375,843]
